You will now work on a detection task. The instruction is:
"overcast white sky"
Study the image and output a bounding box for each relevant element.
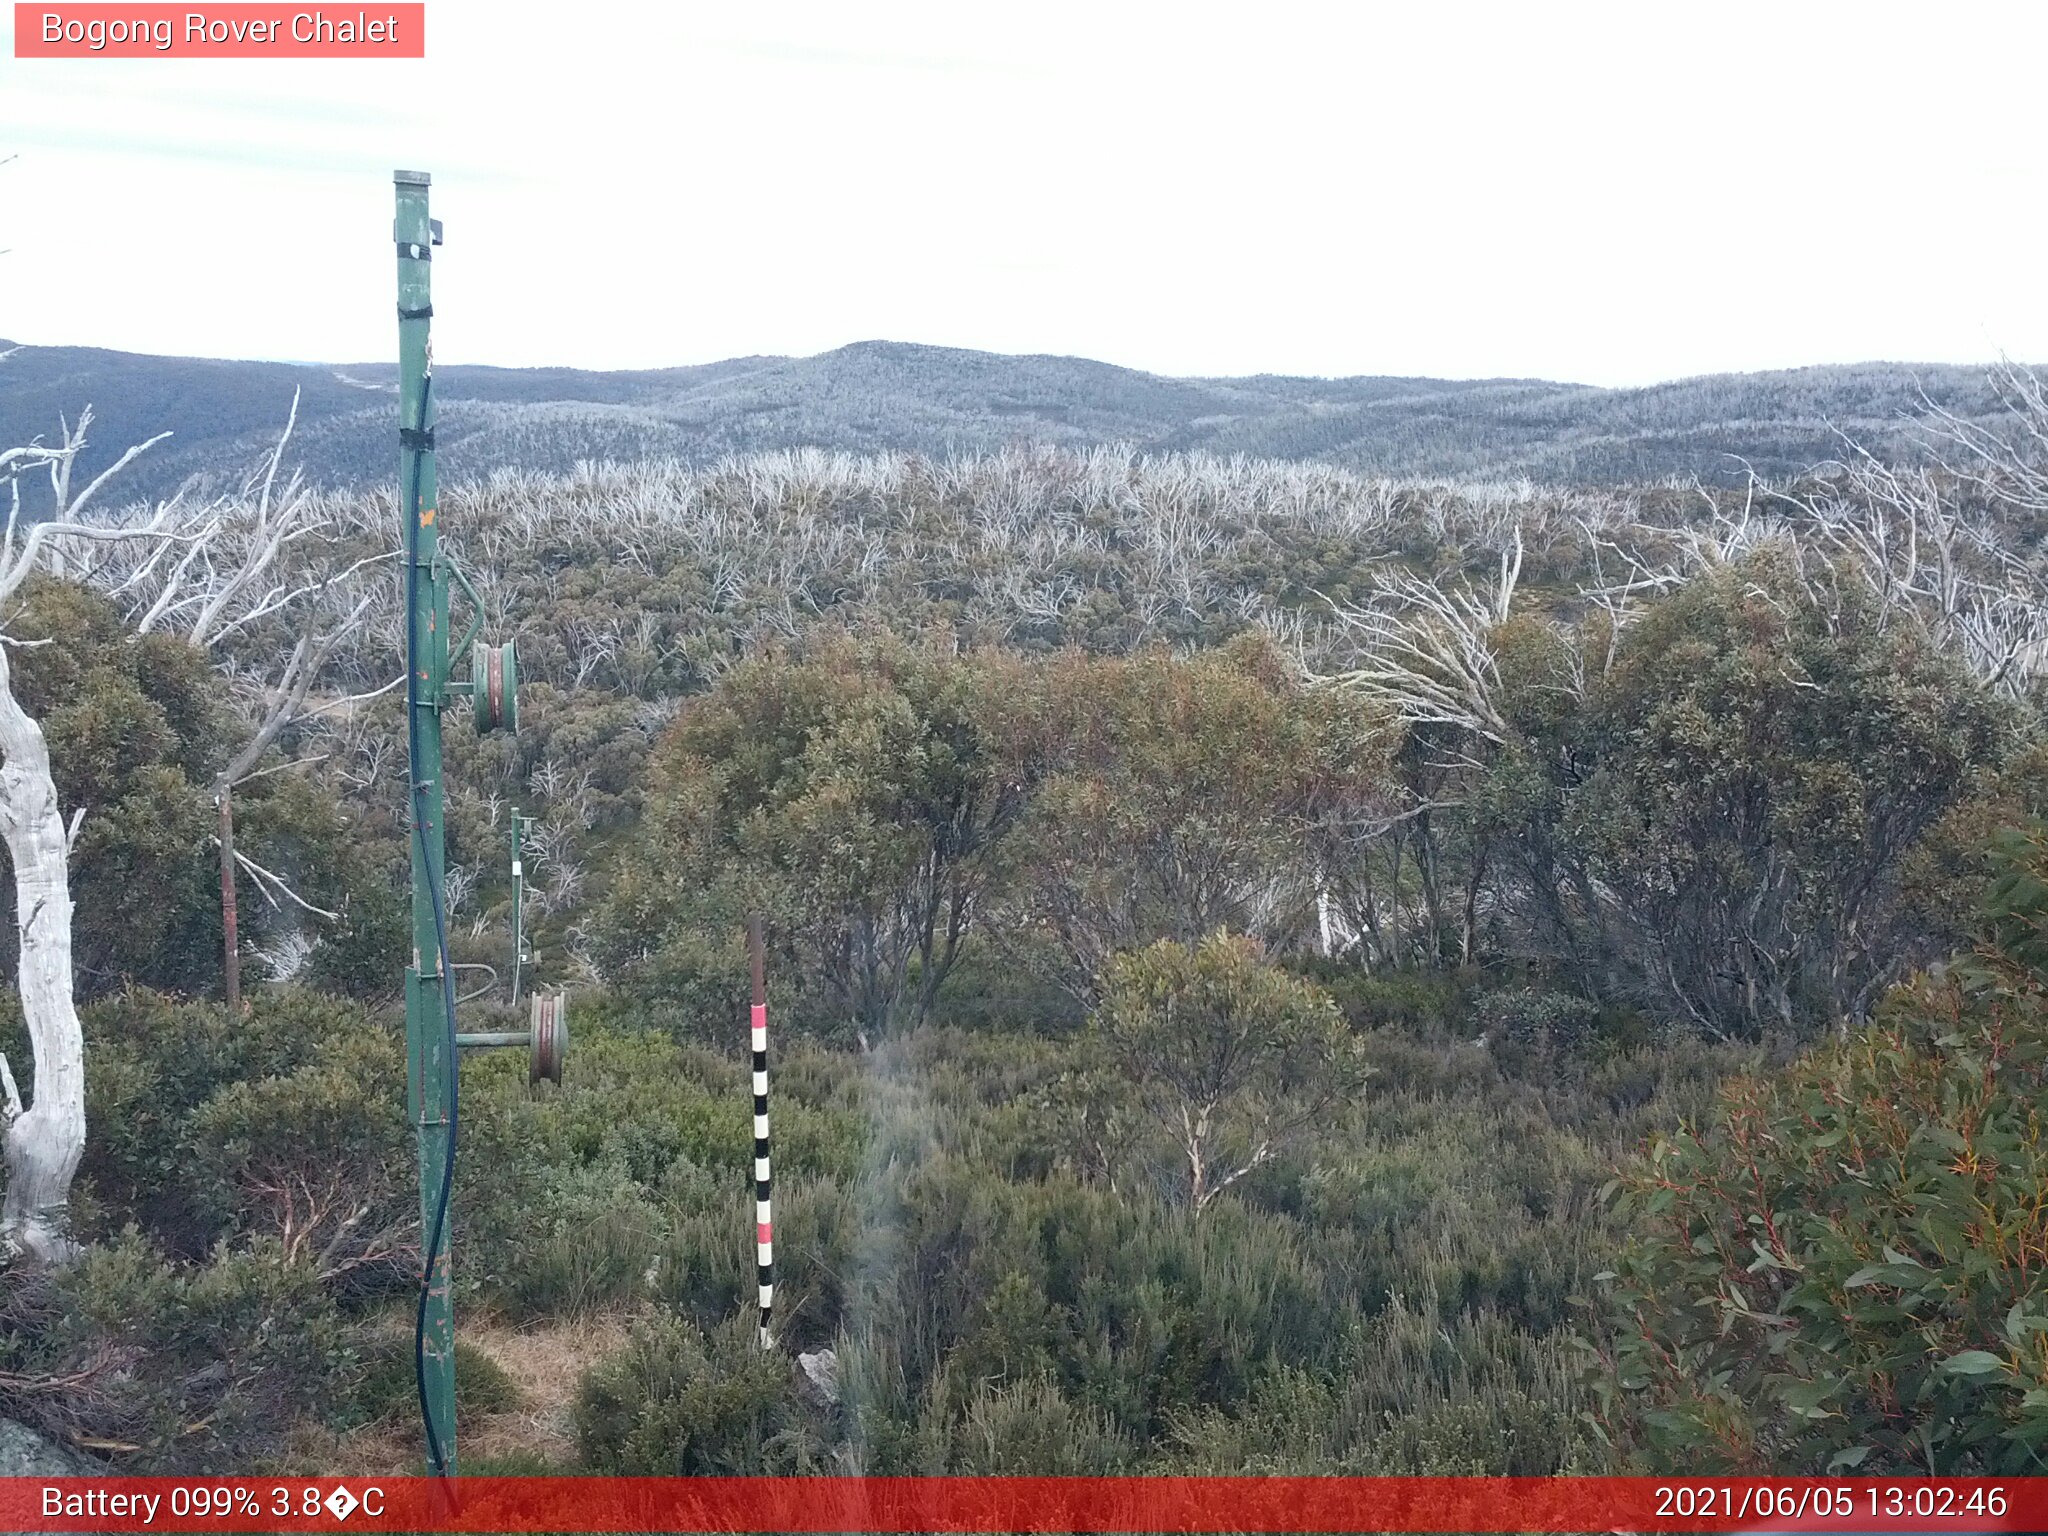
[1,1,2041,386]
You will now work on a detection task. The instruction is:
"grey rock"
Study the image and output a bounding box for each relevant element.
[0,1417,92,1476]
[0,1417,103,1536]
[795,1347,840,1408]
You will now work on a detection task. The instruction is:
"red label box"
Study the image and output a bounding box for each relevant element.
[1,1476,2043,1533]
[14,4,425,56]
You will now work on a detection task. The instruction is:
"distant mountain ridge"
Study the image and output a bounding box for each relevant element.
[0,337,2020,509]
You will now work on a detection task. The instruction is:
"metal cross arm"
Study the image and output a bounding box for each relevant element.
[454,993,567,1086]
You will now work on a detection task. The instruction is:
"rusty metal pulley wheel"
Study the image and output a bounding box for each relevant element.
[472,638,519,733]
[528,990,567,1086]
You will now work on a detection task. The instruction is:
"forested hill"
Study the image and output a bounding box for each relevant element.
[0,336,2022,507]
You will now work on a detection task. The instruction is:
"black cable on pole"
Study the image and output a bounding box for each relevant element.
[404,369,459,1478]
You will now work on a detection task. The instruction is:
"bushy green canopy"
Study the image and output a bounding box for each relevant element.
[1585,828,2048,1473]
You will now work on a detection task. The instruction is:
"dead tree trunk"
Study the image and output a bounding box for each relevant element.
[0,643,83,1262]
[1460,845,1488,967]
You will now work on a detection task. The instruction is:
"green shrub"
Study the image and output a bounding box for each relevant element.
[1339,1292,1600,1473]
[1163,1365,1343,1473]
[452,1019,726,1312]
[944,1376,1135,1473]
[188,1028,410,1285]
[1095,932,1368,1213]
[0,1232,356,1471]
[1288,960,1478,1034]
[574,1316,819,1473]
[1473,986,1603,1050]
[495,1162,662,1319]
[77,988,406,1268]
[656,1174,856,1352]
[1582,831,2048,1472]
[347,1334,520,1429]
[935,933,1088,1036]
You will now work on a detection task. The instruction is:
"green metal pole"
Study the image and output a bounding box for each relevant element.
[396,168,456,1477]
[509,809,525,1005]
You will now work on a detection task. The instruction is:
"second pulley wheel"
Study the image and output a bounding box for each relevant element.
[528,991,566,1086]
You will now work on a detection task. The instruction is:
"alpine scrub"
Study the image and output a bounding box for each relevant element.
[1583,829,2048,1474]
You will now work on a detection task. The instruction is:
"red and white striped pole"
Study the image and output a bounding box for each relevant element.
[748,914,773,1349]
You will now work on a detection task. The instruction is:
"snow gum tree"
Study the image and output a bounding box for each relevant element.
[0,406,177,1259]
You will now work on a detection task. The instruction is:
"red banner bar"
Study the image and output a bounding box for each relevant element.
[13,5,425,57]
[2,1476,2043,1533]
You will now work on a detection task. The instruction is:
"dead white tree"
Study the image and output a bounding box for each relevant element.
[1575,374,2048,705]
[0,390,400,1252]
[0,407,189,1261]
[1318,526,1525,747]
[1758,390,2048,701]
